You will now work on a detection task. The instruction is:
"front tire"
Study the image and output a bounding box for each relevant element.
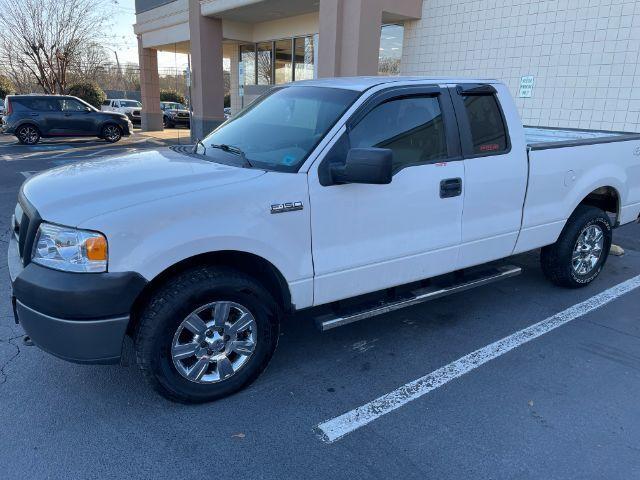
[135,267,280,403]
[102,124,122,143]
[541,205,612,288]
[16,125,40,145]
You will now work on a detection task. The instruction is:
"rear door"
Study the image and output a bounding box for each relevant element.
[451,84,528,269]
[308,86,465,305]
[21,97,64,135]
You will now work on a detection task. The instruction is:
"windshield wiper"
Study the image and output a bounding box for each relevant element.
[209,144,253,168]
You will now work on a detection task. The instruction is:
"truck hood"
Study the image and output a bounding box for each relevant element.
[22,149,265,226]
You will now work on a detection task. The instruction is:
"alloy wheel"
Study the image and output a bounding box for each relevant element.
[171,301,258,384]
[572,225,604,275]
[18,126,39,144]
[104,125,121,142]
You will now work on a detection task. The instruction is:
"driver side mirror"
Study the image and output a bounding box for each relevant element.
[330,148,393,185]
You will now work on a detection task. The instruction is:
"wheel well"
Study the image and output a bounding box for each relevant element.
[578,186,620,225]
[128,251,293,335]
[17,123,40,133]
[101,122,121,131]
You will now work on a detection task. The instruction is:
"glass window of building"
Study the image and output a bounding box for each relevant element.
[294,36,315,81]
[274,39,293,84]
[240,44,256,85]
[240,35,317,86]
[257,42,273,85]
[378,24,404,76]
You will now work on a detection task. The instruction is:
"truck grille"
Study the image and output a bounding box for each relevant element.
[132,110,141,117]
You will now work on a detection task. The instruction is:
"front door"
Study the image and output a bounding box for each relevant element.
[60,98,97,135]
[308,87,465,306]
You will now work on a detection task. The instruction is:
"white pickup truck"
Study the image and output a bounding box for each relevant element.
[100,99,142,124]
[8,77,640,403]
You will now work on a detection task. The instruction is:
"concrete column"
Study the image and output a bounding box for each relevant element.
[189,0,225,141]
[138,36,163,131]
[318,0,383,77]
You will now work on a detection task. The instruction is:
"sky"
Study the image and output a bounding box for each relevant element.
[110,0,189,72]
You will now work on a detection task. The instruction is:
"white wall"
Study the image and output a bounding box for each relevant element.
[401,0,640,132]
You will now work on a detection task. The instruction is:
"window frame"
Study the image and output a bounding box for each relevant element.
[318,86,462,185]
[239,34,316,86]
[450,84,512,159]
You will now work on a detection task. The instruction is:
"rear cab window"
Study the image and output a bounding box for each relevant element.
[454,85,509,157]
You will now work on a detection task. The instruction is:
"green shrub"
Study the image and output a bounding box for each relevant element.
[0,75,16,99]
[160,89,186,105]
[66,82,106,108]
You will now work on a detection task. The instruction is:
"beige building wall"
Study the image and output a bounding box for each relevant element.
[402,0,640,132]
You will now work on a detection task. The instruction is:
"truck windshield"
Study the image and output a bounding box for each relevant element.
[121,100,141,107]
[200,86,359,172]
[163,102,186,110]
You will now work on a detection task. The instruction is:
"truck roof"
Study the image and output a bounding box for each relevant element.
[293,76,501,91]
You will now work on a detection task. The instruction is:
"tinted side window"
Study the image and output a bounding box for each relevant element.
[349,96,448,171]
[462,95,507,154]
[62,98,87,111]
[15,98,60,111]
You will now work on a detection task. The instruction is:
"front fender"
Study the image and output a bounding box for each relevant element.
[79,171,314,308]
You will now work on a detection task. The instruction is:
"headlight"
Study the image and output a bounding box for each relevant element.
[31,223,108,273]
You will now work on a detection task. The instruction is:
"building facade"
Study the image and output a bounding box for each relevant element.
[135,0,640,138]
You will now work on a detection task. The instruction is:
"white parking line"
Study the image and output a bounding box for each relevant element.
[315,274,640,443]
[84,149,112,157]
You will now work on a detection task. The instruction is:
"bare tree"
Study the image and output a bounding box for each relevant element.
[70,42,111,82]
[0,0,113,93]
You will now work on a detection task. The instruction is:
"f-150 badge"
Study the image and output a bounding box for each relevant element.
[271,202,303,214]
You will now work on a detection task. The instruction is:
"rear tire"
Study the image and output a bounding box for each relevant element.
[16,125,40,145]
[135,266,280,403]
[541,205,612,288]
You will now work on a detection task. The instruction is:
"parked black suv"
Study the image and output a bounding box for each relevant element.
[1,95,133,145]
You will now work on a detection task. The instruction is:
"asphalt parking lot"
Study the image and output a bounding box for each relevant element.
[1,137,639,479]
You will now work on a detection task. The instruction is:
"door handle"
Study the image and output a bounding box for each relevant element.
[440,178,462,198]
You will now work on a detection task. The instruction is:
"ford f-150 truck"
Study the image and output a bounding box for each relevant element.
[7,77,640,403]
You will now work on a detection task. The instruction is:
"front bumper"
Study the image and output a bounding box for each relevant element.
[123,121,134,136]
[167,115,190,125]
[14,300,129,364]
[8,234,147,364]
[126,113,141,124]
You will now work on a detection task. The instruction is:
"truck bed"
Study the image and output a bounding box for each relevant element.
[514,126,640,256]
[525,126,640,150]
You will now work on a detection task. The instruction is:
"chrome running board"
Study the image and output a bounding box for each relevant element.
[316,265,522,332]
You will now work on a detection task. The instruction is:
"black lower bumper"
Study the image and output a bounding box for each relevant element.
[8,235,147,364]
[15,300,129,364]
[126,113,141,124]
